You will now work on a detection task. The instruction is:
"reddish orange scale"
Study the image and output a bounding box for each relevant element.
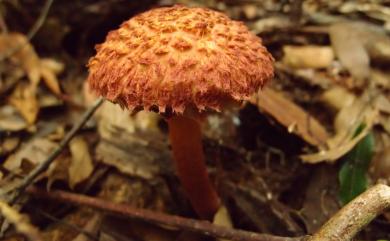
[87,4,274,113]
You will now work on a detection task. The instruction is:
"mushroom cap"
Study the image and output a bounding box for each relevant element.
[87,5,274,114]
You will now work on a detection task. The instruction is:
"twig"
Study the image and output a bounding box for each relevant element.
[0,0,54,61]
[309,184,390,241]
[26,186,305,241]
[0,200,42,241]
[8,97,104,205]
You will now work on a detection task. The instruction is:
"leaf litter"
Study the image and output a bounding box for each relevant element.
[0,0,390,241]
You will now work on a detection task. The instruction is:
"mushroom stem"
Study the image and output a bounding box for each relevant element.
[168,115,220,220]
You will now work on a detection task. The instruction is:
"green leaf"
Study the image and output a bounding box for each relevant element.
[339,124,375,205]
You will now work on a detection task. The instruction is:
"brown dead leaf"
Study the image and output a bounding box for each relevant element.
[68,136,94,189]
[0,200,42,241]
[0,33,64,97]
[0,137,20,157]
[375,94,390,114]
[0,105,28,132]
[46,154,71,189]
[302,88,379,164]
[329,22,370,84]
[40,65,61,96]
[40,58,64,75]
[371,69,390,89]
[321,86,356,111]
[39,58,64,96]
[94,101,169,179]
[365,30,390,64]
[283,45,334,69]
[8,82,39,124]
[329,93,377,148]
[250,87,329,146]
[0,33,41,85]
[3,138,57,172]
[300,110,377,163]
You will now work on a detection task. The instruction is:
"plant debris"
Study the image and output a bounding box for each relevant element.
[0,0,390,241]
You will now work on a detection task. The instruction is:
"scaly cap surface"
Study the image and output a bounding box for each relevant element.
[87,5,274,113]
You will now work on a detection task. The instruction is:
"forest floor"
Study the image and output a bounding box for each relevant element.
[0,0,390,241]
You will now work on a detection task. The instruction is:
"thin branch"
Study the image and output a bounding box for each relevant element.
[0,0,54,61]
[8,97,104,205]
[309,184,390,241]
[26,186,305,241]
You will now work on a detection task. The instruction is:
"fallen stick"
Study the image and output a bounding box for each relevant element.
[309,184,390,241]
[26,186,304,241]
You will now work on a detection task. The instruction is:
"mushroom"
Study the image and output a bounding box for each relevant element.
[87,5,274,220]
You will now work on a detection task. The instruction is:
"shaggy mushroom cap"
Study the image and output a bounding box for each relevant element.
[88,5,274,114]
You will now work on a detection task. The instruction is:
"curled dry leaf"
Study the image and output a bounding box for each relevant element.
[329,21,390,83]
[0,33,41,85]
[3,138,57,172]
[282,45,334,69]
[301,87,378,163]
[0,105,28,132]
[0,33,64,102]
[371,69,390,89]
[0,137,20,157]
[329,22,370,84]
[321,86,356,111]
[0,200,42,241]
[8,82,39,124]
[300,110,378,164]
[39,58,64,96]
[94,102,169,179]
[375,94,390,114]
[250,87,329,147]
[330,93,377,148]
[68,136,94,189]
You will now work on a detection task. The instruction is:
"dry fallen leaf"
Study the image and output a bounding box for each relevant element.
[0,33,64,99]
[8,82,39,124]
[92,101,169,179]
[0,33,41,85]
[0,105,28,132]
[371,69,390,89]
[300,110,377,163]
[250,87,329,147]
[0,200,42,241]
[329,93,376,148]
[68,136,94,189]
[40,65,61,96]
[3,138,57,172]
[283,45,334,69]
[321,86,356,111]
[329,22,370,84]
[0,137,20,157]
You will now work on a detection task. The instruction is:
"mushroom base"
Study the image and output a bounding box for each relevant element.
[167,115,220,220]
